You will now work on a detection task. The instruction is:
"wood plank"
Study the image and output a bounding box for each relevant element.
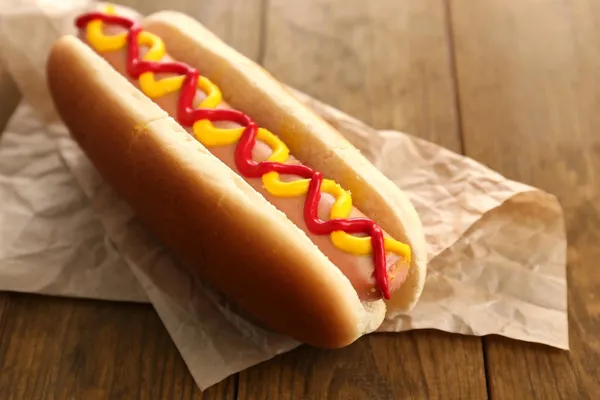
[0,294,234,399]
[240,331,485,400]
[0,295,8,337]
[263,0,461,151]
[239,0,486,398]
[449,0,600,397]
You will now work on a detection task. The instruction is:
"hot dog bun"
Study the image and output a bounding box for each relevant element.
[45,8,427,348]
[47,36,386,348]
[142,11,428,313]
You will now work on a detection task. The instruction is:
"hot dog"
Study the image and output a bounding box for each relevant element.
[46,4,427,348]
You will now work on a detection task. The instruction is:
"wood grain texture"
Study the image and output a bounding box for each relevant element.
[240,331,486,400]
[449,0,600,398]
[0,295,8,336]
[263,0,461,150]
[237,0,486,399]
[0,294,234,399]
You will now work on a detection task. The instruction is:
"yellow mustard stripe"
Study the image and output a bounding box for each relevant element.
[86,6,411,264]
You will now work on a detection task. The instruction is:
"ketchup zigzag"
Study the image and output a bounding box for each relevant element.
[75,10,411,299]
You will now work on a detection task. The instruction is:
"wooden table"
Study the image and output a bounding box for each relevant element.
[1,0,598,398]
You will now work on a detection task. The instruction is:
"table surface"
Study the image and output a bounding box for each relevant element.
[1,0,599,398]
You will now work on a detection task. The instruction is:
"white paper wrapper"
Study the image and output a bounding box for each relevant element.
[0,0,568,390]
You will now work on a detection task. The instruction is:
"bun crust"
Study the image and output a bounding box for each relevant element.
[47,36,386,348]
[143,12,428,313]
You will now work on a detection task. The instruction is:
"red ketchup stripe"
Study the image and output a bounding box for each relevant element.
[75,12,393,299]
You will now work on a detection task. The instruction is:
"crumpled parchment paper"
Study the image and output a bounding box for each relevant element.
[0,0,568,390]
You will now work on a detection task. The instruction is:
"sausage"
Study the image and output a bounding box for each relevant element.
[75,22,409,301]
